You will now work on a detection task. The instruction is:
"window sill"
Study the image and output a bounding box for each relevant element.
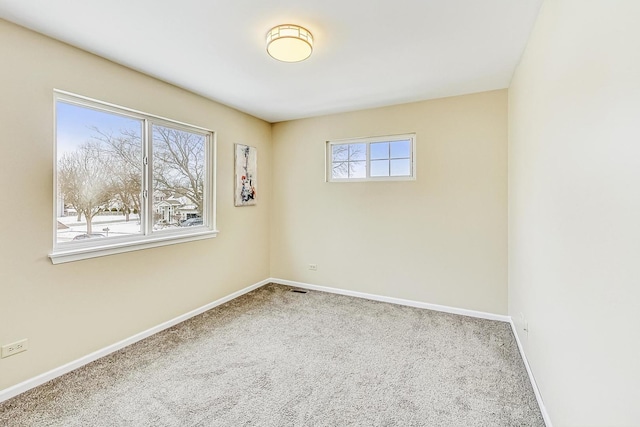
[328,175,416,183]
[49,229,219,264]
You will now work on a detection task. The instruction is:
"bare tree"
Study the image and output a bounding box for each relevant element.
[58,124,205,234]
[58,160,83,222]
[331,144,365,178]
[152,125,205,214]
[92,127,142,222]
[58,142,113,234]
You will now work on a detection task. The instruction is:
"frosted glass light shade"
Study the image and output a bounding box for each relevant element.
[266,24,313,62]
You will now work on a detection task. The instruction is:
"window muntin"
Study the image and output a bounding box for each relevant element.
[327,134,416,182]
[53,91,216,262]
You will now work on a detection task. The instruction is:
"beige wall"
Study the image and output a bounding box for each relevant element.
[508,1,640,425]
[271,90,508,314]
[0,18,508,395]
[0,19,271,390]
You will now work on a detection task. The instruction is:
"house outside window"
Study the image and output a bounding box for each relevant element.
[51,91,217,264]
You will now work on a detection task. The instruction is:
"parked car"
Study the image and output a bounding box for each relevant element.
[73,233,105,240]
[180,217,203,227]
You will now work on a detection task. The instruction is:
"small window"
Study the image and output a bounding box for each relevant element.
[52,91,216,264]
[327,134,416,182]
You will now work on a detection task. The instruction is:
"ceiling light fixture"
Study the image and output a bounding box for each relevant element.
[266,24,313,63]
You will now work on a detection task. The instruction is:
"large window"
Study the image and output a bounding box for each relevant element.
[52,91,216,264]
[327,134,416,182]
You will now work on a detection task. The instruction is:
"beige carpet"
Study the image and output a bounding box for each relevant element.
[0,283,544,426]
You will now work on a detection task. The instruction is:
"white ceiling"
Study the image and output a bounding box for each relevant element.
[0,0,542,123]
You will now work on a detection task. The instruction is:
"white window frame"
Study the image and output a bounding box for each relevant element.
[50,90,217,264]
[326,133,416,182]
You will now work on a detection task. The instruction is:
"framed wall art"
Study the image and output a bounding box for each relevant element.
[234,144,257,206]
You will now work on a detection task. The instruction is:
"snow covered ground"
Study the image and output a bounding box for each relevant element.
[57,214,142,243]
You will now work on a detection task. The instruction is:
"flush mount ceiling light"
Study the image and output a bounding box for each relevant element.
[266,24,313,63]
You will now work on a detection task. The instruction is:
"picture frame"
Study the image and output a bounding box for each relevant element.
[234,144,257,206]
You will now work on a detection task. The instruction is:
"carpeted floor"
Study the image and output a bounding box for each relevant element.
[0,284,544,426]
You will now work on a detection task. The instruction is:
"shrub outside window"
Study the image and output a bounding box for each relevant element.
[327,134,416,182]
[51,91,216,264]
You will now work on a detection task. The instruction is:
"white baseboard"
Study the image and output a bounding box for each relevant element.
[1,275,548,427]
[509,320,553,427]
[269,278,511,322]
[0,278,270,403]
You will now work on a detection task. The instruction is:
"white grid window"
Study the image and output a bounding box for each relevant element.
[327,134,416,182]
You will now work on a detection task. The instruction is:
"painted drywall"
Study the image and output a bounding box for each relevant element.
[508,1,640,425]
[0,19,271,391]
[271,91,508,314]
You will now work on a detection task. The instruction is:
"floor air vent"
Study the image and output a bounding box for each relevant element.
[290,289,308,294]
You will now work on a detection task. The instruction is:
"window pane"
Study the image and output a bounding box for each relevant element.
[56,101,143,244]
[370,142,389,160]
[390,140,411,158]
[332,144,349,162]
[332,161,349,179]
[370,159,389,177]
[152,125,206,231]
[350,161,366,178]
[349,143,366,161]
[390,158,411,176]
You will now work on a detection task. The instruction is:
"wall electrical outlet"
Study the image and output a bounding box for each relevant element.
[1,339,28,358]
[308,264,317,271]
